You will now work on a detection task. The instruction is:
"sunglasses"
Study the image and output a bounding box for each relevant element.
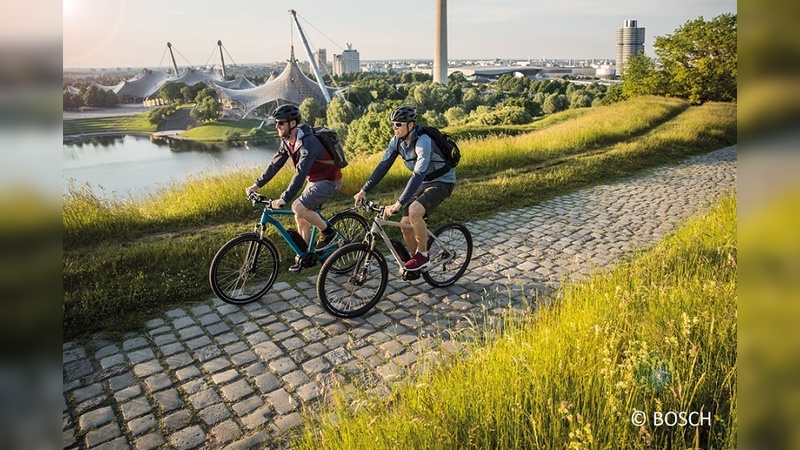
[275,120,288,126]
[392,122,406,128]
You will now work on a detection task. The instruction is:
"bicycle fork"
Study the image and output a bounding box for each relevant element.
[349,235,377,286]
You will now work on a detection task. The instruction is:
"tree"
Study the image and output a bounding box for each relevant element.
[656,14,736,103]
[81,85,119,107]
[405,81,455,114]
[475,106,532,126]
[344,110,392,155]
[502,97,543,117]
[63,91,84,110]
[621,54,669,98]
[569,92,594,109]
[181,82,206,103]
[300,98,326,127]
[622,14,737,104]
[543,93,569,114]
[326,97,359,128]
[422,110,448,128]
[190,97,220,122]
[159,81,186,103]
[444,106,467,126]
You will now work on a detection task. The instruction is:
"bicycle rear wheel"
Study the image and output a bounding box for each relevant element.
[209,234,280,304]
[327,211,369,273]
[423,222,473,287]
[317,243,388,318]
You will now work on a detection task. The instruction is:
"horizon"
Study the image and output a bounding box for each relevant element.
[63,0,735,70]
[63,56,619,72]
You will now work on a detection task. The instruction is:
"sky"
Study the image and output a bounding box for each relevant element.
[63,0,736,69]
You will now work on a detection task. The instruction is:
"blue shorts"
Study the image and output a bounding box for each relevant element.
[298,179,342,210]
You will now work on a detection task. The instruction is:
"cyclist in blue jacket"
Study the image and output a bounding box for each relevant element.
[354,105,455,271]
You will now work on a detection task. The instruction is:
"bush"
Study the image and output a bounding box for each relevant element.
[475,106,532,126]
[147,104,179,125]
[223,130,241,142]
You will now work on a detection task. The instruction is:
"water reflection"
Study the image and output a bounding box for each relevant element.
[63,134,278,199]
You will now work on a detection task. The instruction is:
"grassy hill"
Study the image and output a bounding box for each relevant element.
[63,96,737,339]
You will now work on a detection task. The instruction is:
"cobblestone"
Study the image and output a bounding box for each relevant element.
[63,147,735,449]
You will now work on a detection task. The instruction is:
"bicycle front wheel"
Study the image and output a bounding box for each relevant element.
[209,234,280,304]
[317,243,388,318]
[423,222,473,288]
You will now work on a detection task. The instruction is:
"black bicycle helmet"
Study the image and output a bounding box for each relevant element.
[389,105,417,123]
[273,104,302,122]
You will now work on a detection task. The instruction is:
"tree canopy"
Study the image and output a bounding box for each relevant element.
[623,13,737,104]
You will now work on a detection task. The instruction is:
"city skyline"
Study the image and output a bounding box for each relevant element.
[63,0,736,69]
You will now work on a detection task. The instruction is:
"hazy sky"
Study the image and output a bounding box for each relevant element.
[63,0,736,69]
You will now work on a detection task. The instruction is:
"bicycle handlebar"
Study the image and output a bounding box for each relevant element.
[357,199,385,214]
[248,193,270,206]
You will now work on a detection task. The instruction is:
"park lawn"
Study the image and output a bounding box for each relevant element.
[63,113,156,135]
[180,118,273,141]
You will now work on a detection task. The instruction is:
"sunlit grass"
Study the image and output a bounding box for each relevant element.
[295,196,737,449]
[63,113,156,135]
[180,118,271,141]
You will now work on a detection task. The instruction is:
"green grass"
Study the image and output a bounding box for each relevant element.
[63,113,156,135]
[180,118,272,141]
[294,195,737,449]
[62,97,737,339]
[63,96,695,249]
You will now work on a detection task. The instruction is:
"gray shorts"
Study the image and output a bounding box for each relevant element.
[298,179,342,210]
[403,181,454,217]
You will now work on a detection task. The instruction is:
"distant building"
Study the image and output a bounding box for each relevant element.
[616,19,645,76]
[333,43,360,75]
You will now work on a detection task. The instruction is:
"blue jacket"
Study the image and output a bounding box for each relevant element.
[362,125,456,206]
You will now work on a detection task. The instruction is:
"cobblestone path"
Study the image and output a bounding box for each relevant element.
[63,146,736,449]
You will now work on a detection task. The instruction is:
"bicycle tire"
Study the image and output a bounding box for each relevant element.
[327,211,369,273]
[317,242,388,318]
[209,234,280,305]
[423,222,473,288]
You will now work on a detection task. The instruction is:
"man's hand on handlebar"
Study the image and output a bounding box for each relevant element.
[383,201,402,219]
[353,190,367,207]
[245,184,259,197]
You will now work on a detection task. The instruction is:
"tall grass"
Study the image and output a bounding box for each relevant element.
[295,195,737,449]
[63,97,691,248]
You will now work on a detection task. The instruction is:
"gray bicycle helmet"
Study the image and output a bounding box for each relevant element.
[273,104,302,122]
[389,105,417,123]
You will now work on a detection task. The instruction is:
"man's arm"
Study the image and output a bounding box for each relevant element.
[254,147,289,188]
[361,139,400,193]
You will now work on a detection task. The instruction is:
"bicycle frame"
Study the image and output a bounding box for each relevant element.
[255,207,328,258]
[364,214,455,273]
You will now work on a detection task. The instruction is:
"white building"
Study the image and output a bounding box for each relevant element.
[333,43,360,75]
[616,19,645,76]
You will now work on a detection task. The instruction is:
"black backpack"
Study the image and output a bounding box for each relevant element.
[312,126,348,168]
[398,126,460,181]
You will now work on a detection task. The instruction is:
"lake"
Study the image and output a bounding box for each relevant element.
[63,135,278,199]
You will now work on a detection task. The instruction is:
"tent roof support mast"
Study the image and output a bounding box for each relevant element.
[289,9,331,104]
